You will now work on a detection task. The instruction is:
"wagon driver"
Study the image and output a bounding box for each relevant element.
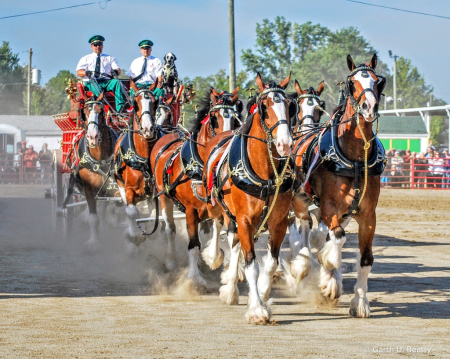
[76,35,126,112]
[127,40,164,99]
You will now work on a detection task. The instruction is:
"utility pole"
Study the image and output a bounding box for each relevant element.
[27,48,33,116]
[389,50,399,110]
[228,0,236,93]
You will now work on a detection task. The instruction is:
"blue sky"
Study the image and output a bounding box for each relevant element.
[1,0,450,102]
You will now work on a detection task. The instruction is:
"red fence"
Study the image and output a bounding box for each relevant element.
[0,155,53,185]
[382,160,450,189]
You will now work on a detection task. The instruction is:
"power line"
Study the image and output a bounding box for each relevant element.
[0,1,111,20]
[345,0,450,20]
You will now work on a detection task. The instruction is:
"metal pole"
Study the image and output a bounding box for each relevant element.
[27,48,33,116]
[393,58,397,110]
[228,0,236,92]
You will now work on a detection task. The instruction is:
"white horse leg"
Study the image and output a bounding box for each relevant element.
[350,265,372,318]
[219,231,240,305]
[310,220,328,250]
[317,228,346,299]
[161,207,177,271]
[245,259,271,324]
[84,213,101,252]
[290,219,312,284]
[124,204,143,254]
[202,218,225,270]
[257,248,278,303]
[187,246,208,287]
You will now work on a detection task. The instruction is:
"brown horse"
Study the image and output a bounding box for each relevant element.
[150,88,242,285]
[113,80,168,252]
[203,74,295,323]
[62,91,118,250]
[292,54,386,318]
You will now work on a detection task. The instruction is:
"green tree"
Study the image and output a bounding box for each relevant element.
[292,27,391,106]
[25,70,76,115]
[386,57,443,109]
[430,116,446,145]
[0,41,27,115]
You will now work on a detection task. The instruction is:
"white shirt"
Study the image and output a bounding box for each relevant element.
[127,56,163,85]
[76,53,120,82]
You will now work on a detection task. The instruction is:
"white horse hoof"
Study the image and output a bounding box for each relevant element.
[219,283,239,305]
[201,246,224,270]
[83,239,101,254]
[245,304,271,324]
[319,267,342,300]
[350,296,371,318]
[290,247,311,284]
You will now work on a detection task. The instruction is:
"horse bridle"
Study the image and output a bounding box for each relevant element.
[208,95,241,136]
[257,87,291,143]
[132,89,157,139]
[297,92,325,125]
[84,100,105,147]
[346,66,386,122]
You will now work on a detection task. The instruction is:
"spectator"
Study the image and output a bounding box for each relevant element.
[444,149,450,189]
[23,145,39,183]
[415,152,428,188]
[386,148,395,165]
[431,152,444,188]
[390,151,404,187]
[426,147,434,159]
[427,140,436,152]
[39,143,52,183]
[402,149,412,182]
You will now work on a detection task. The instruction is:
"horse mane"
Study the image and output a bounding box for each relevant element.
[187,91,211,133]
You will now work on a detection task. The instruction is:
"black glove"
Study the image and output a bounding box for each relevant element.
[112,69,119,77]
[85,70,93,78]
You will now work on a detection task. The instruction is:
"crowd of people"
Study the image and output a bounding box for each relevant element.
[381,141,450,188]
[0,141,53,184]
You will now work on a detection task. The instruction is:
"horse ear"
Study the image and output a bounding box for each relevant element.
[370,53,378,70]
[231,93,239,103]
[294,80,303,95]
[231,86,239,95]
[130,79,138,93]
[347,54,356,71]
[210,87,218,105]
[255,73,265,93]
[166,96,174,105]
[317,80,325,95]
[211,87,220,97]
[235,100,244,114]
[279,72,291,90]
[97,91,104,102]
[149,79,158,92]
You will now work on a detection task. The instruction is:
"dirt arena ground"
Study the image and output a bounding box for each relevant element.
[0,185,449,358]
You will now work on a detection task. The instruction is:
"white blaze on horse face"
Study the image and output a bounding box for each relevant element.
[354,72,377,119]
[156,108,166,126]
[220,108,232,131]
[140,96,153,136]
[86,109,99,146]
[268,92,292,156]
[300,97,318,127]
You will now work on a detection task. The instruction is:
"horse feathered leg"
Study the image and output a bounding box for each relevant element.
[83,184,100,252]
[239,220,270,324]
[219,221,240,305]
[350,214,375,318]
[185,207,208,288]
[160,195,177,271]
[201,217,224,270]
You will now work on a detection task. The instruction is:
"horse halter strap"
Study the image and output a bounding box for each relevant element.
[346,66,386,116]
[132,89,155,137]
[257,87,289,140]
[297,93,325,124]
[208,102,239,136]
